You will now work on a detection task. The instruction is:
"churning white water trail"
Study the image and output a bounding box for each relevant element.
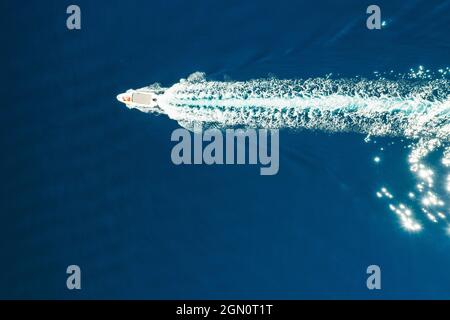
[154,71,450,142]
[125,69,450,233]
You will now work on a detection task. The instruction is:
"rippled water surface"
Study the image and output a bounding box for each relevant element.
[1,0,449,298]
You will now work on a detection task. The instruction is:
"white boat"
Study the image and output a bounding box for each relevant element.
[116,86,165,109]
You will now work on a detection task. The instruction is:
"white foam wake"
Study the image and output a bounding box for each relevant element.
[156,71,449,141]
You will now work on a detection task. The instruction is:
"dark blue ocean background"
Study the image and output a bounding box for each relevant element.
[1,0,449,299]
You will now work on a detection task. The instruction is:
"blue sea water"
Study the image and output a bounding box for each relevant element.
[0,0,449,299]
